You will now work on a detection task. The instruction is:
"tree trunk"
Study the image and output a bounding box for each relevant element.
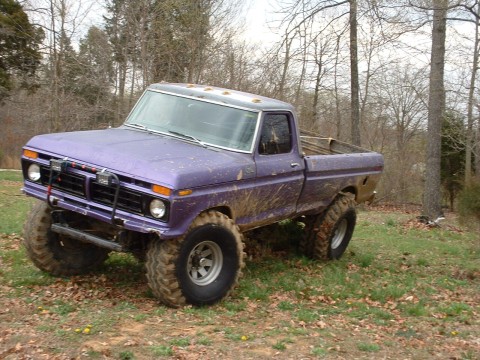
[294,27,307,108]
[349,0,361,146]
[476,119,480,181]
[117,61,126,126]
[313,55,323,131]
[50,0,60,133]
[465,3,480,186]
[422,0,447,220]
[279,31,293,101]
[334,34,342,139]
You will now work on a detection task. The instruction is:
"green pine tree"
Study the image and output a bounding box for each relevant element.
[441,112,465,210]
[0,0,42,100]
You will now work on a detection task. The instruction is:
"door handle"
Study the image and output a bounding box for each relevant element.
[290,162,300,168]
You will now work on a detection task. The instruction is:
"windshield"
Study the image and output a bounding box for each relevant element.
[125,90,259,152]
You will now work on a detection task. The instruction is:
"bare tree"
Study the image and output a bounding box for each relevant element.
[311,33,337,131]
[277,0,362,144]
[423,0,448,220]
[380,65,428,203]
[476,108,480,181]
[332,32,349,139]
[349,0,361,145]
[465,2,480,186]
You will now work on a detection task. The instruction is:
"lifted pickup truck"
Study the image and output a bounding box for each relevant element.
[21,83,383,307]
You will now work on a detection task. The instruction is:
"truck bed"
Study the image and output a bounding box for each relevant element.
[300,129,370,156]
[296,129,384,211]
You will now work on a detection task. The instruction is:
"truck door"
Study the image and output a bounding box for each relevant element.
[250,112,305,225]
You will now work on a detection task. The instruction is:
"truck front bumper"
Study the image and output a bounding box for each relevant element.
[23,182,182,240]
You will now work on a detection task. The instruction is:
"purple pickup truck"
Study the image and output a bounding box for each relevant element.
[21,83,383,306]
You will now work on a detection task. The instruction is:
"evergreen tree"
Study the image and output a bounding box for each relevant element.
[0,0,42,100]
[76,26,114,126]
[57,30,82,95]
[150,0,212,83]
[441,112,465,210]
[77,26,113,105]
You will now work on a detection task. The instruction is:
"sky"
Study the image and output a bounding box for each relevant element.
[243,1,280,46]
[25,0,478,83]
[59,0,281,49]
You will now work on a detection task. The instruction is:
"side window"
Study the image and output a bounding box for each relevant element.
[258,114,292,155]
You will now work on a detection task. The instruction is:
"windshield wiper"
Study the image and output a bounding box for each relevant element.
[125,123,149,131]
[168,131,207,148]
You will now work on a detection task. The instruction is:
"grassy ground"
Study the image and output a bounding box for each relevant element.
[0,171,479,359]
[0,170,34,234]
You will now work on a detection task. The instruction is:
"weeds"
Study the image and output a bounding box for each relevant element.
[118,351,135,360]
[357,342,381,352]
[272,340,287,351]
[169,337,190,347]
[150,345,173,357]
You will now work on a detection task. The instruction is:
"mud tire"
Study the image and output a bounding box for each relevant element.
[23,200,110,276]
[146,211,245,307]
[301,194,356,260]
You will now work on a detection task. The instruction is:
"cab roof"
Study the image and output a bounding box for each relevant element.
[148,83,295,112]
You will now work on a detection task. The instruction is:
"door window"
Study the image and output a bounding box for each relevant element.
[258,114,292,155]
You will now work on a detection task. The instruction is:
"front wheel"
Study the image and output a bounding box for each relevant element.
[146,211,245,307]
[301,194,357,260]
[22,200,110,276]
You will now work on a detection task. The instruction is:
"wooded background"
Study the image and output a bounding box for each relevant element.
[1,0,479,216]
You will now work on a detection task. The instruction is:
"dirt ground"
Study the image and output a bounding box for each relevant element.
[0,272,478,360]
[0,209,479,359]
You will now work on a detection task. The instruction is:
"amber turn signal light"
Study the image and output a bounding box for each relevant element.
[23,149,38,159]
[152,184,172,196]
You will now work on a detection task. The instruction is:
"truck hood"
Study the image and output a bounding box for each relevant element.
[25,127,255,189]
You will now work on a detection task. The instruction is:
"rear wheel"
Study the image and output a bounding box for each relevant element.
[23,201,109,276]
[301,194,356,260]
[146,211,245,307]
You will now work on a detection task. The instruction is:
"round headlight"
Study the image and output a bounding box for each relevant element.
[27,163,41,182]
[150,199,166,219]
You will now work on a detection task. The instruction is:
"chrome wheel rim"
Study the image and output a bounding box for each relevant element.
[187,241,223,286]
[331,219,347,249]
